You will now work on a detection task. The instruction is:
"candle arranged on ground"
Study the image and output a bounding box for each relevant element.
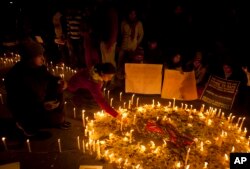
[85,102,249,169]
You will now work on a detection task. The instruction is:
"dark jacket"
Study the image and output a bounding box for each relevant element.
[5,62,61,120]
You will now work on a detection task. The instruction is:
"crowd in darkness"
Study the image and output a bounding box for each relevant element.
[0,0,247,64]
[0,1,249,106]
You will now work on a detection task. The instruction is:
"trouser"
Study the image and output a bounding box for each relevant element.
[13,92,65,131]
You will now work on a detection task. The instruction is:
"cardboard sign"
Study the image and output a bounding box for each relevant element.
[125,63,163,94]
[200,75,240,110]
[161,69,198,100]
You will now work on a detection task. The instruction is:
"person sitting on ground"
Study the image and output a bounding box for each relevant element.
[143,37,163,64]
[186,51,208,96]
[67,62,119,118]
[4,38,69,137]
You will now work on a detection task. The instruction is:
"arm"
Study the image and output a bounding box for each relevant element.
[89,84,118,118]
[196,67,207,85]
[67,71,84,93]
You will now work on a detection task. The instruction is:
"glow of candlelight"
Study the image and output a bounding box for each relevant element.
[224,154,229,161]
[129,129,134,143]
[1,137,7,151]
[82,110,85,127]
[232,146,235,152]
[26,139,31,152]
[131,94,135,104]
[176,161,181,168]
[204,162,208,168]
[133,115,136,125]
[173,98,175,108]
[200,141,204,151]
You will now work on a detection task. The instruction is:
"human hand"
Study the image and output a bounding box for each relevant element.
[44,100,60,110]
[242,66,248,73]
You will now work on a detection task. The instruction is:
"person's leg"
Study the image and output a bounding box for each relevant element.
[47,92,70,129]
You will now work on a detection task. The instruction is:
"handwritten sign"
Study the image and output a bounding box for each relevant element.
[125,63,163,94]
[200,75,240,110]
[161,69,198,100]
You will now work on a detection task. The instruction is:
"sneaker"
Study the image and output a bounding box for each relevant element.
[16,122,36,137]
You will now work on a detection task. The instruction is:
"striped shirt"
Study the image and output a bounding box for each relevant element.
[66,11,82,40]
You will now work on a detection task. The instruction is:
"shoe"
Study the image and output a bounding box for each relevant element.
[16,122,36,137]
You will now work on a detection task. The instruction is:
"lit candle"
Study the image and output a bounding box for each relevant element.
[173,98,175,108]
[120,92,122,101]
[131,94,135,105]
[97,140,100,159]
[231,146,235,152]
[181,103,183,109]
[82,139,85,153]
[73,107,76,118]
[236,117,242,127]
[239,117,246,130]
[107,90,110,100]
[185,148,190,166]
[203,162,208,168]
[185,165,190,169]
[224,154,229,161]
[200,141,204,152]
[133,115,136,125]
[136,97,139,107]
[185,104,188,110]
[124,102,126,109]
[82,110,85,127]
[110,98,113,107]
[0,94,3,104]
[152,99,155,107]
[103,88,106,96]
[176,161,181,168]
[77,136,80,150]
[58,139,62,152]
[128,100,131,109]
[200,104,205,112]
[26,139,31,152]
[1,137,7,151]
[129,129,134,143]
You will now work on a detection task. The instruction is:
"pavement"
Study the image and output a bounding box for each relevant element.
[0,66,249,169]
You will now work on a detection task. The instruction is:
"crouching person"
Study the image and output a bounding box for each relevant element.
[4,38,70,137]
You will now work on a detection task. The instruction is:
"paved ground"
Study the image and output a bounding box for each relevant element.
[0,66,249,169]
